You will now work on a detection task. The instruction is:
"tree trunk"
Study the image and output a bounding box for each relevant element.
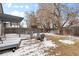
[59,27,63,35]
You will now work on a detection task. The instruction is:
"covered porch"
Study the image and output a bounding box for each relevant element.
[0,13,23,36]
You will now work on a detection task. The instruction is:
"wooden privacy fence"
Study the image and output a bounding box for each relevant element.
[5,28,27,34]
[4,28,44,34]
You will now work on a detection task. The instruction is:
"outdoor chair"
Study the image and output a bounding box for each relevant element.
[0,35,6,44]
[0,37,3,44]
[36,34,45,41]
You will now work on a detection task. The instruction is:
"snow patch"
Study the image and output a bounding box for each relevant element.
[44,33,55,36]
[42,37,57,48]
[59,40,75,45]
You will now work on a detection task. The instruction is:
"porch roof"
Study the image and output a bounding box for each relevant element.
[0,13,23,23]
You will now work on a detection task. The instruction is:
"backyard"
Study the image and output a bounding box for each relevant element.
[0,33,79,56]
[1,3,79,56]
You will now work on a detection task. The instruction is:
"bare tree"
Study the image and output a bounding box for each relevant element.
[36,3,57,32]
[37,3,69,33]
[26,3,79,34]
[26,12,38,28]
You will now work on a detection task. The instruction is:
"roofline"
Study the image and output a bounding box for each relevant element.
[0,13,24,22]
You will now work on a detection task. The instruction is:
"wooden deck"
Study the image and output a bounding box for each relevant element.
[0,34,22,51]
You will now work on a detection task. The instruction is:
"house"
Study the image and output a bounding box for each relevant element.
[0,3,23,36]
[62,19,79,35]
[0,3,24,51]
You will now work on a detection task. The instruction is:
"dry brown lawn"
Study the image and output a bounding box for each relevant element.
[45,33,79,56]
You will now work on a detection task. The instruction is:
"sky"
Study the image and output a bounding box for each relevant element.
[2,3,38,17]
[2,3,79,17]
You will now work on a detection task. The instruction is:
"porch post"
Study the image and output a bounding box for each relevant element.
[1,21,4,36]
[0,21,2,36]
[19,22,21,37]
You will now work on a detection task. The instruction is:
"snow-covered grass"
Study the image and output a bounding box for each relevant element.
[0,37,57,56]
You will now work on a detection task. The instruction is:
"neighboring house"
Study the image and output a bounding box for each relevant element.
[62,19,79,35]
[63,27,71,35]
[0,3,23,36]
[69,23,79,36]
